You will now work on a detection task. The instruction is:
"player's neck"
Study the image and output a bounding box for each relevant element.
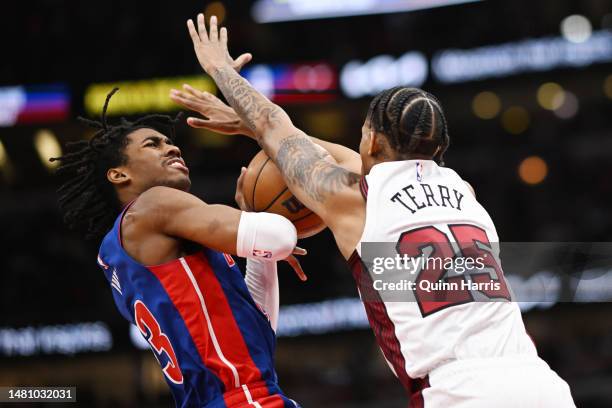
[116,188,141,209]
[373,153,434,166]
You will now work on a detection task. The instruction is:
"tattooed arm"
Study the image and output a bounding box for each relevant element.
[185,15,365,251]
[212,65,362,227]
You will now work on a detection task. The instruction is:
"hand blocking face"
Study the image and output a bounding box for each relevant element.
[169,84,254,137]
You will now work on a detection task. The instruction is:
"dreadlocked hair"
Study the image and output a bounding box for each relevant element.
[366,87,450,165]
[50,87,182,240]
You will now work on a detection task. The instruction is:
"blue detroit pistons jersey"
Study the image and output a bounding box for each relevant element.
[97,204,297,408]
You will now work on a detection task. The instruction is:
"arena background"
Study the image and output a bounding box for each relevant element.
[1,0,611,406]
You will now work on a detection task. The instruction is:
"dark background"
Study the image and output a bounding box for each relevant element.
[1,0,611,406]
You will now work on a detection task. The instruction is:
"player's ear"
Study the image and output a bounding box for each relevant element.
[368,131,384,156]
[107,167,131,186]
[367,130,377,156]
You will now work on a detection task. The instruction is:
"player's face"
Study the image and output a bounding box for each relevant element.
[118,128,191,193]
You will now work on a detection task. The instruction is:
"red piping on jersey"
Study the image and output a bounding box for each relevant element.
[349,251,429,400]
[183,255,264,386]
[359,176,369,199]
[117,198,138,248]
[147,253,265,391]
[410,376,430,408]
[222,381,285,408]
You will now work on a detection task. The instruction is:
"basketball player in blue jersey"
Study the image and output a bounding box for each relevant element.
[175,14,576,407]
[51,85,310,407]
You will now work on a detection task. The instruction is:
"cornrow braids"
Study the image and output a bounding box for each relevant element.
[366,87,450,165]
[51,88,182,240]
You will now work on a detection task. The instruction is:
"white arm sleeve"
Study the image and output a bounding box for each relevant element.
[236,211,297,262]
[244,258,279,331]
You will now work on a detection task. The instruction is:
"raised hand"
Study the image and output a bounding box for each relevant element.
[169,84,254,137]
[187,14,252,74]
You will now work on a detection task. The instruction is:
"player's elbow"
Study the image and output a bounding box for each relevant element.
[237,212,297,261]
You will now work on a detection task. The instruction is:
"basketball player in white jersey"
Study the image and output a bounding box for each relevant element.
[172,14,576,407]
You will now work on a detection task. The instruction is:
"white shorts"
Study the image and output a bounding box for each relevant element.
[422,357,575,408]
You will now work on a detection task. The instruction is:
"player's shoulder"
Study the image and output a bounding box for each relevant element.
[134,186,200,212]
[437,166,476,197]
[138,185,184,202]
[124,186,190,231]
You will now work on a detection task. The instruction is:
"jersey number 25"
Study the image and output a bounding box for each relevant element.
[397,224,511,317]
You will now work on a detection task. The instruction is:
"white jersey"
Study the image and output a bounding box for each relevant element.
[351,160,538,390]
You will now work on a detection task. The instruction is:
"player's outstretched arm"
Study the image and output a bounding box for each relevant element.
[132,186,297,262]
[185,14,363,230]
[170,85,362,174]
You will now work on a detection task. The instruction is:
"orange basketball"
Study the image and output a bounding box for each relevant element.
[242,150,326,238]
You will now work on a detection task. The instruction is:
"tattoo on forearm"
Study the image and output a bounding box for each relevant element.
[211,67,358,203]
[212,67,282,134]
[276,134,360,203]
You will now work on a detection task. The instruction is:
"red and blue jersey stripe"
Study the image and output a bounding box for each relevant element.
[97,205,298,407]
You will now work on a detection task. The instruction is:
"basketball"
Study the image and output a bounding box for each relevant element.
[242,150,326,238]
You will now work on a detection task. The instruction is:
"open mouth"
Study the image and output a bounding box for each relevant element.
[166,158,189,174]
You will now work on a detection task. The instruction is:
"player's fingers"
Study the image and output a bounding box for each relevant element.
[209,15,218,41]
[176,89,200,104]
[188,118,240,134]
[187,19,200,44]
[183,84,207,99]
[170,88,191,100]
[183,86,221,107]
[220,26,228,47]
[233,53,253,72]
[197,13,209,42]
[186,117,212,128]
[235,167,246,205]
[170,91,201,111]
[286,255,307,281]
[169,90,193,106]
[236,166,247,189]
[292,246,307,256]
[235,167,252,211]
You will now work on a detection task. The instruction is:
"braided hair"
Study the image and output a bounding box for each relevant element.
[51,88,182,240]
[366,87,450,165]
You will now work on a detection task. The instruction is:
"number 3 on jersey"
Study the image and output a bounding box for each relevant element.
[134,300,184,384]
[397,224,511,317]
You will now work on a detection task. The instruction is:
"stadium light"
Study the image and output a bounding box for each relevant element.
[241,62,338,104]
[432,30,612,84]
[537,82,565,111]
[252,0,483,23]
[340,52,428,98]
[0,139,7,169]
[561,15,592,44]
[553,91,579,119]
[604,74,612,99]
[472,91,501,119]
[0,85,69,127]
[85,76,216,116]
[501,106,530,135]
[518,156,548,185]
[34,129,62,171]
[0,139,15,182]
[205,2,227,24]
